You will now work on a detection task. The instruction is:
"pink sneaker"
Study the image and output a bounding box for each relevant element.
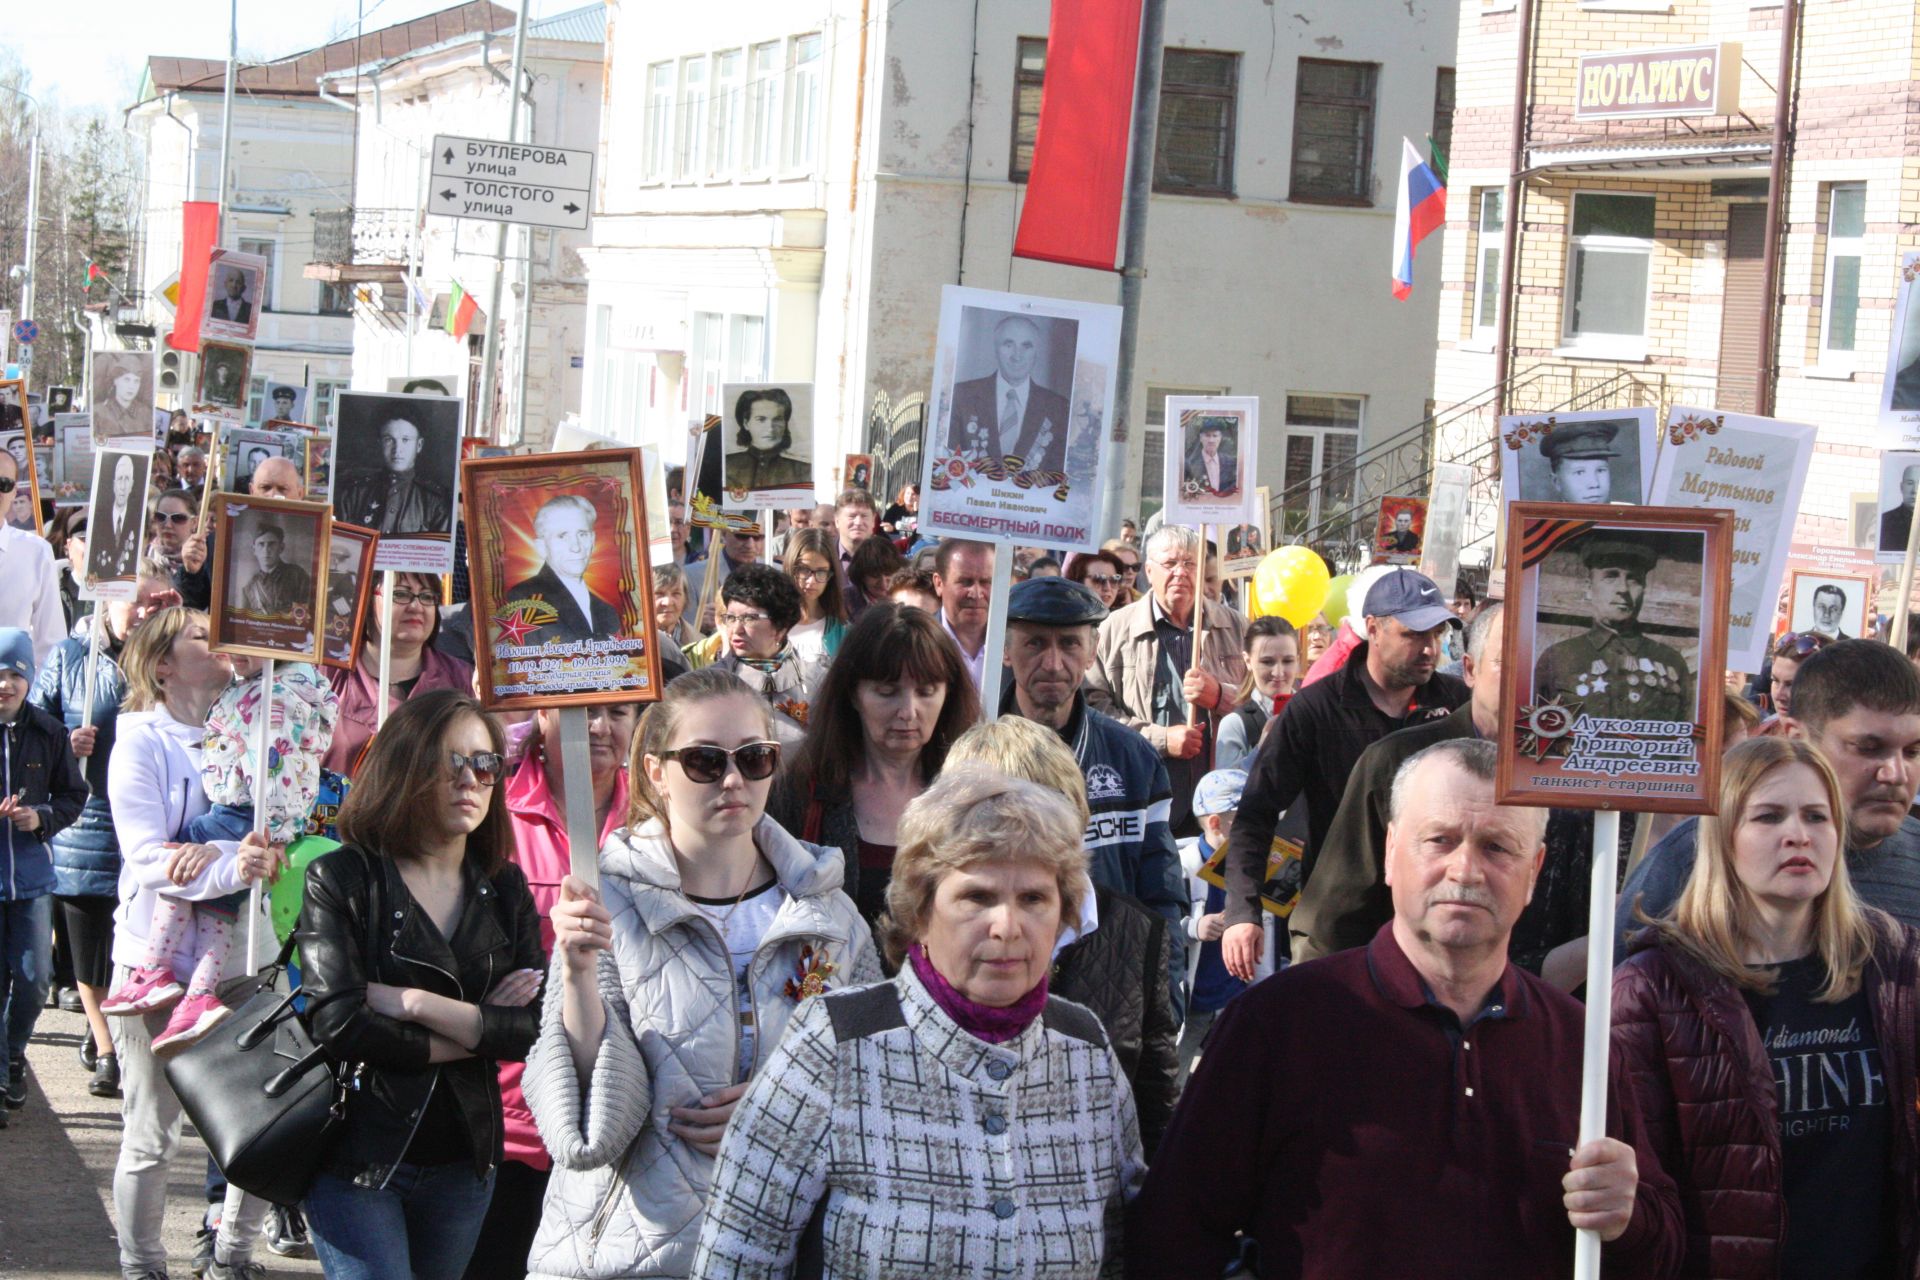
[151,994,230,1055]
[101,967,184,1016]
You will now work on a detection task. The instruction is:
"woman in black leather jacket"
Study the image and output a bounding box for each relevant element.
[297,688,545,1280]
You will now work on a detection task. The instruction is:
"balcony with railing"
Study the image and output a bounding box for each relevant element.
[303,207,416,284]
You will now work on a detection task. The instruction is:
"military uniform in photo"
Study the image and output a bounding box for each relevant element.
[1538,421,1619,504]
[946,372,1071,474]
[726,449,812,492]
[1534,534,1693,721]
[336,468,452,535]
[242,561,314,616]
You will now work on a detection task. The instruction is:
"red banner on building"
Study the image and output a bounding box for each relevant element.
[167,201,220,352]
[1011,0,1144,272]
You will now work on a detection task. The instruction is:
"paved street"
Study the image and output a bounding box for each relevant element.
[0,1005,322,1280]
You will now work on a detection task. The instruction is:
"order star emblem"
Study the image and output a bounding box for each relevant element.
[1591,675,1607,692]
[494,610,540,645]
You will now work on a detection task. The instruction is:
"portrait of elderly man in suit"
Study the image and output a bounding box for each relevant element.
[1181,417,1239,499]
[507,493,623,644]
[211,267,253,325]
[945,312,1073,474]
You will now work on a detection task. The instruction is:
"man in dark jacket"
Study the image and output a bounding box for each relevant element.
[0,626,90,1114]
[1220,568,1466,981]
[1001,575,1188,1018]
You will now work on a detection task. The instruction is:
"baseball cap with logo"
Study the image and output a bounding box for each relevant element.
[1362,568,1459,633]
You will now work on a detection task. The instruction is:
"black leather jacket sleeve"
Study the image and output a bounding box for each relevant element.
[298,850,434,1071]
[473,866,545,1063]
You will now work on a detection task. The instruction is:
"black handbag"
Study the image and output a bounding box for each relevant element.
[162,932,355,1206]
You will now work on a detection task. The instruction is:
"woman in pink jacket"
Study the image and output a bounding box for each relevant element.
[325,571,474,778]
[463,700,636,1280]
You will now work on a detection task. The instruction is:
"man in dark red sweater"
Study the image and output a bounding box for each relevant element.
[1128,738,1682,1279]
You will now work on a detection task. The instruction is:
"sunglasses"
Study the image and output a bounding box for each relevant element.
[155,512,194,525]
[1775,632,1825,658]
[447,751,504,786]
[1084,574,1120,587]
[0,478,16,495]
[658,741,781,784]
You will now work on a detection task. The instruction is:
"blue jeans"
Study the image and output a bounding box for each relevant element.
[304,1162,495,1280]
[0,895,52,1064]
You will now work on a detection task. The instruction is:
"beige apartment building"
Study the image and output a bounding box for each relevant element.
[1433,0,1913,560]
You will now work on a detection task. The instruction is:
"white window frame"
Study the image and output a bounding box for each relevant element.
[313,378,352,430]
[1818,181,1866,369]
[1558,190,1656,360]
[675,55,709,182]
[643,62,674,183]
[743,41,781,177]
[1469,188,1504,349]
[782,34,822,176]
[709,48,743,179]
[1279,394,1365,533]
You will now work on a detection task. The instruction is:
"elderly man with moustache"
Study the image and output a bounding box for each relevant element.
[1129,738,1683,1279]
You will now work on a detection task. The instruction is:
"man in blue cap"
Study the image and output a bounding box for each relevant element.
[1003,574,1187,1016]
[0,627,89,1121]
[1219,568,1467,982]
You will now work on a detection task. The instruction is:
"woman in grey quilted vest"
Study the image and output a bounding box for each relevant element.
[692,767,1146,1279]
[522,667,881,1279]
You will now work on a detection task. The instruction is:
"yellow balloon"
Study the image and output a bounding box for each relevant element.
[1252,546,1332,628]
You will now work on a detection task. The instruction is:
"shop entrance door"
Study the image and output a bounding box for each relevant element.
[1717,204,1767,414]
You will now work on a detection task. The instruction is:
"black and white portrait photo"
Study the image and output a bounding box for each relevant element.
[387,374,460,398]
[236,513,316,616]
[196,341,252,420]
[1498,408,1656,508]
[83,447,151,598]
[218,426,302,496]
[507,493,623,643]
[1531,527,1701,722]
[262,381,309,426]
[210,496,327,663]
[721,382,814,508]
[200,249,267,343]
[1876,450,1920,563]
[89,351,155,444]
[332,390,462,573]
[1788,571,1871,641]
[0,381,22,436]
[45,387,73,416]
[942,306,1077,475]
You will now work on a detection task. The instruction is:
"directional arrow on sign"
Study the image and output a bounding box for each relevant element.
[564,202,579,215]
[440,189,457,202]
[442,147,454,164]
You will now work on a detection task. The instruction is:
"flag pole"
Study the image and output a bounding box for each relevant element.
[476,0,532,441]
[1573,807,1623,1280]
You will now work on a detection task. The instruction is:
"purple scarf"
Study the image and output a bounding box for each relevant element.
[909,944,1048,1045]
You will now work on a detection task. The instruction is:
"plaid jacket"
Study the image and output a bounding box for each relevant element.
[693,963,1146,1278]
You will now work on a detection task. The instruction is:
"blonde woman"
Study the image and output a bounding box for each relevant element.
[1613,736,1920,1279]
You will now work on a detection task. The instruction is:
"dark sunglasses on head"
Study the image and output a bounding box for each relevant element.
[659,741,781,784]
[447,751,504,786]
[1775,632,1826,658]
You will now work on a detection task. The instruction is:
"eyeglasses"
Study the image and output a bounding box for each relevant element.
[387,589,436,607]
[155,512,193,525]
[1084,574,1120,587]
[447,751,504,786]
[1775,632,1827,658]
[0,478,17,495]
[1152,558,1198,574]
[717,610,770,628]
[658,741,781,784]
[793,565,831,582]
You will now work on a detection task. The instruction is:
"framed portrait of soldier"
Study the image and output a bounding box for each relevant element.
[0,430,38,534]
[194,341,253,422]
[1373,495,1427,567]
[1162,396,1258,527]
[1874,451,1920,564]
[259,382,309,427]
[305,434,334,500]
[843,452,875,494]
[209,496,328,663]
[686,413,759,539]
[386,374,460,398]
[462,449,663,710]
[88,351,154,445]
[46,387,73,415]
[1221,486,1270,578]
[721,382,815,510]
[51,415,91,507]
[81,446,152,602]
[217,425,304,496]
[319,522,378,669]
[331,390,463,574]
[1497,503,1733,813]
[1787,570,1872,642]
[1497,408,1657,508]
[200,248,267,344]
[921,284,1121,552]
[0,379,23,436]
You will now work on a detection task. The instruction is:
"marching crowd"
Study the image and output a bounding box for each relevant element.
[2,429,1919,1280]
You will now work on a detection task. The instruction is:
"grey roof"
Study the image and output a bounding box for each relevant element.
[523,3,605,43]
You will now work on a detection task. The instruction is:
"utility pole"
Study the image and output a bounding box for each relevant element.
[1099,0,1166,541]
[215,0,237,240]
[18,129,40,378]
[477,1,532,442]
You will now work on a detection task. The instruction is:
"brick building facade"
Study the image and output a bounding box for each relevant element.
[1434,0,1914,562]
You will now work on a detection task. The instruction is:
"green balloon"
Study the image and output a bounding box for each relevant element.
[1321,574,1356,629]
[268,835,342,946]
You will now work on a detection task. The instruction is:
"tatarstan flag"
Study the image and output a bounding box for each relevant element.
[445,281,479,340]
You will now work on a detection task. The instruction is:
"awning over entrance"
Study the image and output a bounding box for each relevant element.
[1525,138,1772,180]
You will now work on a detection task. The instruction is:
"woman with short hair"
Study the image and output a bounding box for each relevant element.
[768,603,979,927]
[297,689,546,1280]
[522,667,879,1279]
[652,562,700,649]
[325,571,473,776]
[693,767,1146,1277]
[1613,736,1920,1278]
[781,527,847,670]
[707,563,815,746]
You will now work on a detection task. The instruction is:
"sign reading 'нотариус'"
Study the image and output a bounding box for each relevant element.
[1574,43,1742,121]
[428,134,595,231]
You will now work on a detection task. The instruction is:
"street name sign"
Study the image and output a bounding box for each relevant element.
[429,134,595,231]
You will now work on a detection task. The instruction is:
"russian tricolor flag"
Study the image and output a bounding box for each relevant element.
[1391,137,1447,300]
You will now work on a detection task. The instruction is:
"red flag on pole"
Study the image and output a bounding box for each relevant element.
[1011,0,1144,272]
[168,201,220,353]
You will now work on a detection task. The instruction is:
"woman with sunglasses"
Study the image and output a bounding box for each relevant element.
[781,526,848,670]
[325,571,474,777]
[147,490,196,573]
[297,689,545,1280]
[1101,537,1142,606]
[1064,548,1129,613]
[522,667,879,1279]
